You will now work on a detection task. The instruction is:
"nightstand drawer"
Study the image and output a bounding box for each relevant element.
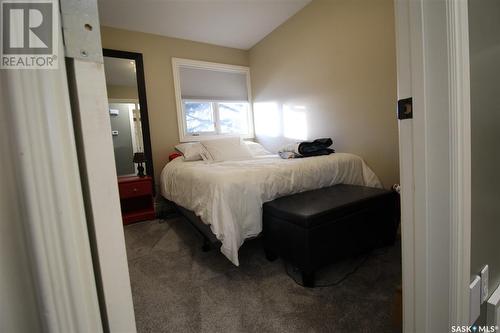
[119,180,151,198]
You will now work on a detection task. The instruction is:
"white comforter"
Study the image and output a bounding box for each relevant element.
[160,153,382,266]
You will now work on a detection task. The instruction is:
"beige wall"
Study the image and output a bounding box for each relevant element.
[106,84,138,100]
[249,0,399,187]
[101,27,249,182]
[101,0,399,187]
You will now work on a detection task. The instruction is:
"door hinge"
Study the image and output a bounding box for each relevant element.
[398,97,413,120]
[60,0,103,63]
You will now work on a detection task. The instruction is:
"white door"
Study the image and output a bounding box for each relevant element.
[394,0,471,331]
[1,0,137,331]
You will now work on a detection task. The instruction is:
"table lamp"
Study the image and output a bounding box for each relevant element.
[133,152,146,177]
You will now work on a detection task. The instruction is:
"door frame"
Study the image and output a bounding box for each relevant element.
[447,0,472,325]
[4,0,473,330]
[107,100,142,174]
[62,1,137,331]
[395,0,471,330]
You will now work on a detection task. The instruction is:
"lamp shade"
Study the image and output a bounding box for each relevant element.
[133,152,145,163]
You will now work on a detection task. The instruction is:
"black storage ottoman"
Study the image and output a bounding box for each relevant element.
[262,184,400,287]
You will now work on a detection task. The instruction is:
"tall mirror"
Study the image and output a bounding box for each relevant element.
[103,49,154,184]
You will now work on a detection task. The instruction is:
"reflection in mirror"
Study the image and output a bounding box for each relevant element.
[104,56,144,176]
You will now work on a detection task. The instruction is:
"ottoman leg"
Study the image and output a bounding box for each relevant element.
[264,248,278,262]
[302,271,315,288]
[201,238,211,252]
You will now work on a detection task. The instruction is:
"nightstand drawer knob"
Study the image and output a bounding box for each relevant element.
[133,188,138,192]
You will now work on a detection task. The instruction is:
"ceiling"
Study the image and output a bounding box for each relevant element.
[97,0,312,50]
[103,57,137,87]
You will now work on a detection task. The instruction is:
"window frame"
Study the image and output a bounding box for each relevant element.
[172,58,254,142]
[182,99,252,137]
[181,99,217,136]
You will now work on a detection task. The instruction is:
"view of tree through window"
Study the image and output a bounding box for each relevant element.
[184,101,215,133]
[219,103,249,134]
[183,100,249,135]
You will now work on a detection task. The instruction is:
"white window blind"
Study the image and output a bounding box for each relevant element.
[172,58,254,141]
[179,66,248,101]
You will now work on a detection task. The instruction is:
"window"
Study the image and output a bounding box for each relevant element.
[183,101,215,134]
[172,58,254,141]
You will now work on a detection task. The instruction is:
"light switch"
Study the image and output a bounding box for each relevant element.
[470,275,481,325]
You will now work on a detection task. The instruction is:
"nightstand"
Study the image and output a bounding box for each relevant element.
[118,175,155,224]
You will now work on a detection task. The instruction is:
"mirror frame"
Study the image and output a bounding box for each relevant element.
[103,49,154,187]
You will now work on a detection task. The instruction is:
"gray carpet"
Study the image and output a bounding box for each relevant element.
[124,218,401,333]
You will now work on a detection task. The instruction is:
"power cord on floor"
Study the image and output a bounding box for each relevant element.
[284,251,372,288]
[285,243,388,288]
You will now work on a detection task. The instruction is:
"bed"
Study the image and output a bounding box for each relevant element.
[160,152,382,266]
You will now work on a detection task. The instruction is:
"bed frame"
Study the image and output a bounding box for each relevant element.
[173,204,221,251]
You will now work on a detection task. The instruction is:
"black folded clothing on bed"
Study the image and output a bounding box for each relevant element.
[278,138,335,159]
[298,138,335,157]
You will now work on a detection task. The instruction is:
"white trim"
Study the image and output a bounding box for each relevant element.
[394,0,418,330]
[172,57,250,74]
[394,0,413,327]
[213,101,222,135]
[108,98,138,104]
[447,0,471,325]
[172,58,187,140]
[395,0,472,330]
[172,57,254,142]
[108,99,142,173]
[1,25,102,332]
[183,98,251,103]
[67,59,137,332]
[246,68,255,140]
[407,0,429,330]
[128,104,139,153]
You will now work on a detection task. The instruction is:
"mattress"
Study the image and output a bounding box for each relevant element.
[160,153,382,266]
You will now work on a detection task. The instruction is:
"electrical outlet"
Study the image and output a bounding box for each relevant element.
[481,265,489,304]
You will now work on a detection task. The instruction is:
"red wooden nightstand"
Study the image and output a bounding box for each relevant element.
[118,175,155,225]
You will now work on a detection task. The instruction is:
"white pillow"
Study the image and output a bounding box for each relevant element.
[200,137,253,162]
[175,142,203,161]
[244,141,272,156]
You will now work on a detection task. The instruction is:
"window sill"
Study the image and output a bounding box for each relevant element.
[179,133,254,143]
